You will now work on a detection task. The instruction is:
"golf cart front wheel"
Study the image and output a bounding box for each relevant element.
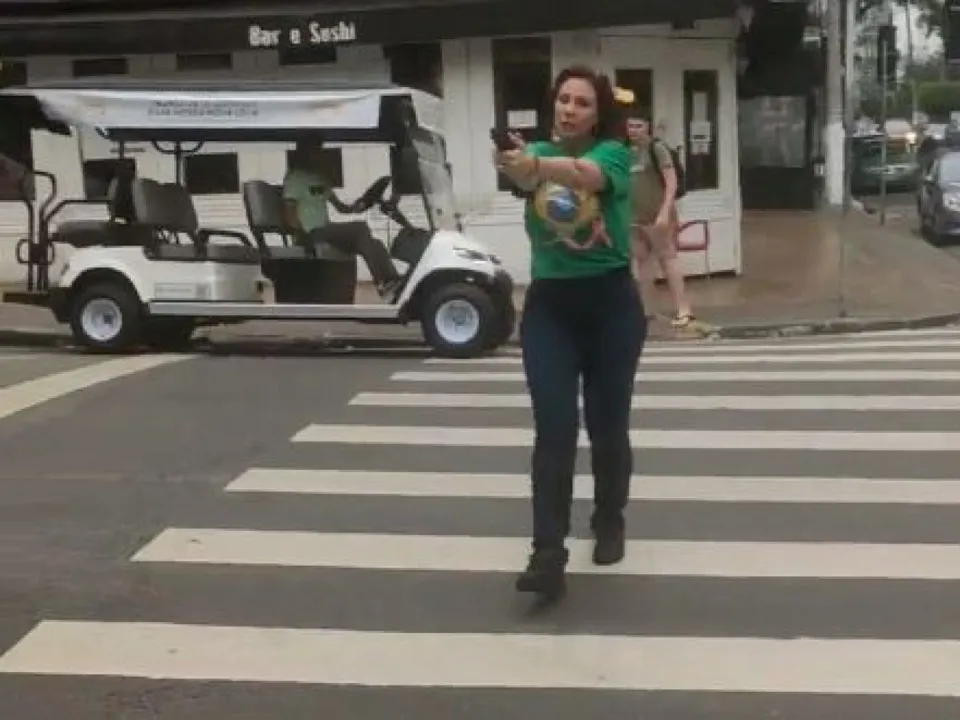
[485,300,516,350]
[421,282,495,358]
[69,281,142,353]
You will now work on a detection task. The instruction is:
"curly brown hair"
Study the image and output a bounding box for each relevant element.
[547,65,626,142]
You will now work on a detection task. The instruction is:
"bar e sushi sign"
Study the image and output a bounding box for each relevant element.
[248,19,358,49]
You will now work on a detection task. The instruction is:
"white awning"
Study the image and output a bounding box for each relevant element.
[0,83,444,136]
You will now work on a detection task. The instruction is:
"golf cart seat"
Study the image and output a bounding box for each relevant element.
[241,180,351,261]
[242,179,357,304]
[131,178,261,263]
[52,173,155,248]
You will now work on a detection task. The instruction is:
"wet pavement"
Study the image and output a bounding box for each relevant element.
[657,206,960,329]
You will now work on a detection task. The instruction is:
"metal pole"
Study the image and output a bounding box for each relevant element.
[839,0,856,318]
[879,27,889,225]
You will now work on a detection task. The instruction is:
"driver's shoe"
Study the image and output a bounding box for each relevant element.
[377,278,402,298]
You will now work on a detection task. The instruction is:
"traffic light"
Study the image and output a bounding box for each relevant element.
[876,23,898,83]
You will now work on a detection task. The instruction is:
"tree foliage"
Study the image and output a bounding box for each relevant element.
[857,0,944,38]
[917,81,960,116]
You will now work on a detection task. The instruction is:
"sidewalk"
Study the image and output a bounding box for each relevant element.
[2,206,960,347]
[662,207,960,338]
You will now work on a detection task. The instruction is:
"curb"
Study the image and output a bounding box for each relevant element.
[707,312,960,340]
[0,328,70,348]
[3,312,960,350]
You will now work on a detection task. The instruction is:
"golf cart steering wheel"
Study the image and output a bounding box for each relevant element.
[352,176,392,213]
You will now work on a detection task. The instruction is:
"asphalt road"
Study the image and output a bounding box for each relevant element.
[1,332,960,718]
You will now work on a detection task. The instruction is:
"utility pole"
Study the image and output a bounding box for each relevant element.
[877,8,895,226]
[826,0,844,205]
[839,0,857,318]
[879,32,888,225]
[841,0,856,215]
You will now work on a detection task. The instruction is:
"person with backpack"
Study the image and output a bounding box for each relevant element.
[624,110,694,328]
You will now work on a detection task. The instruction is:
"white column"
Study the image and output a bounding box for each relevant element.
[824,0,844,205]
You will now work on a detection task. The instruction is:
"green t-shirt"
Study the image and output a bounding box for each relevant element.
[522,139,633,280]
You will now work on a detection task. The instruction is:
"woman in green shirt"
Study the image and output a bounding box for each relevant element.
[494,65,647,600]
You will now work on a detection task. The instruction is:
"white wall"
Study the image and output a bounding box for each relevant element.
[1,21,741,286]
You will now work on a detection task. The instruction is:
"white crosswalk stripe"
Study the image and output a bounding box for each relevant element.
[223,469,960,504]
[4,328,960,709]
[391,369,960,382]
[349,391,960,410]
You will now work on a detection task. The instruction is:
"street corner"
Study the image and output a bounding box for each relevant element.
[708,312,960,341]
[646,313,717,341]
[0,351,191,405]
[0,348,105,394]
[0,327,71,350]
[0,298,69,350]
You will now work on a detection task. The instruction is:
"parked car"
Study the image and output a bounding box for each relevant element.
[917,148,960,246]
[851,133,920,195]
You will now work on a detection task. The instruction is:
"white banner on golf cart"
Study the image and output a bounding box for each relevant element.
[28,89,387,131]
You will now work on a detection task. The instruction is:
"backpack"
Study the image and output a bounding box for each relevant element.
[648,138,686,199]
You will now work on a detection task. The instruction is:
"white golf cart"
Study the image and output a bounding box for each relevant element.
[0,78,515,357]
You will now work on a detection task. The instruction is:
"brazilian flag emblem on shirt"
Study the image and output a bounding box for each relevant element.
[532,182,608,251]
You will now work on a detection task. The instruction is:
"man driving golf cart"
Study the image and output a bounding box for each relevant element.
[0,78,516,357]
[283,137,401,297]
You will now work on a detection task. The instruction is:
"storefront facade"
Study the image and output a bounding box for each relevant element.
[0,0,747,284]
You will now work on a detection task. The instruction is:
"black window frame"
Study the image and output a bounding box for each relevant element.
[492,36,552,192]
[682,69,720,191]
[81,157,136,201]
[285,147,344,189]
[72,57,128,77]
[278,46,338,66]
[175,52,234,72]
[183,152,240,196]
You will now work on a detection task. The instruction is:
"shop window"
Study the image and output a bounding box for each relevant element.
[72,57,128,77]
[492,36,552,191]
[278,46,337,65]
[613,68,654,123]
[0,61,32,201]
[183,153,239,195]
[176,53,233,72]
[386,42,443,97]
[738,95,808,168]
[682,70,719,191]
[285,148,344,188]
[82,158,135,201]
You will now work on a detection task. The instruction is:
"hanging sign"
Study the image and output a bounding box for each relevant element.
[247,20,358,49]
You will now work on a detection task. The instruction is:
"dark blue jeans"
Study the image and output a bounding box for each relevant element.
[520,266,647,551]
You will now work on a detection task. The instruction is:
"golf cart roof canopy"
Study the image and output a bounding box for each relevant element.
[0,77,443,143]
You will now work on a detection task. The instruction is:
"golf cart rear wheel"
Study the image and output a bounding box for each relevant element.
[421,282,495,358]
[69,281,142,353]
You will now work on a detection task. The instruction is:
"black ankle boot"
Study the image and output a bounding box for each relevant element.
[516,546,569,599]
[592,525,626,565]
